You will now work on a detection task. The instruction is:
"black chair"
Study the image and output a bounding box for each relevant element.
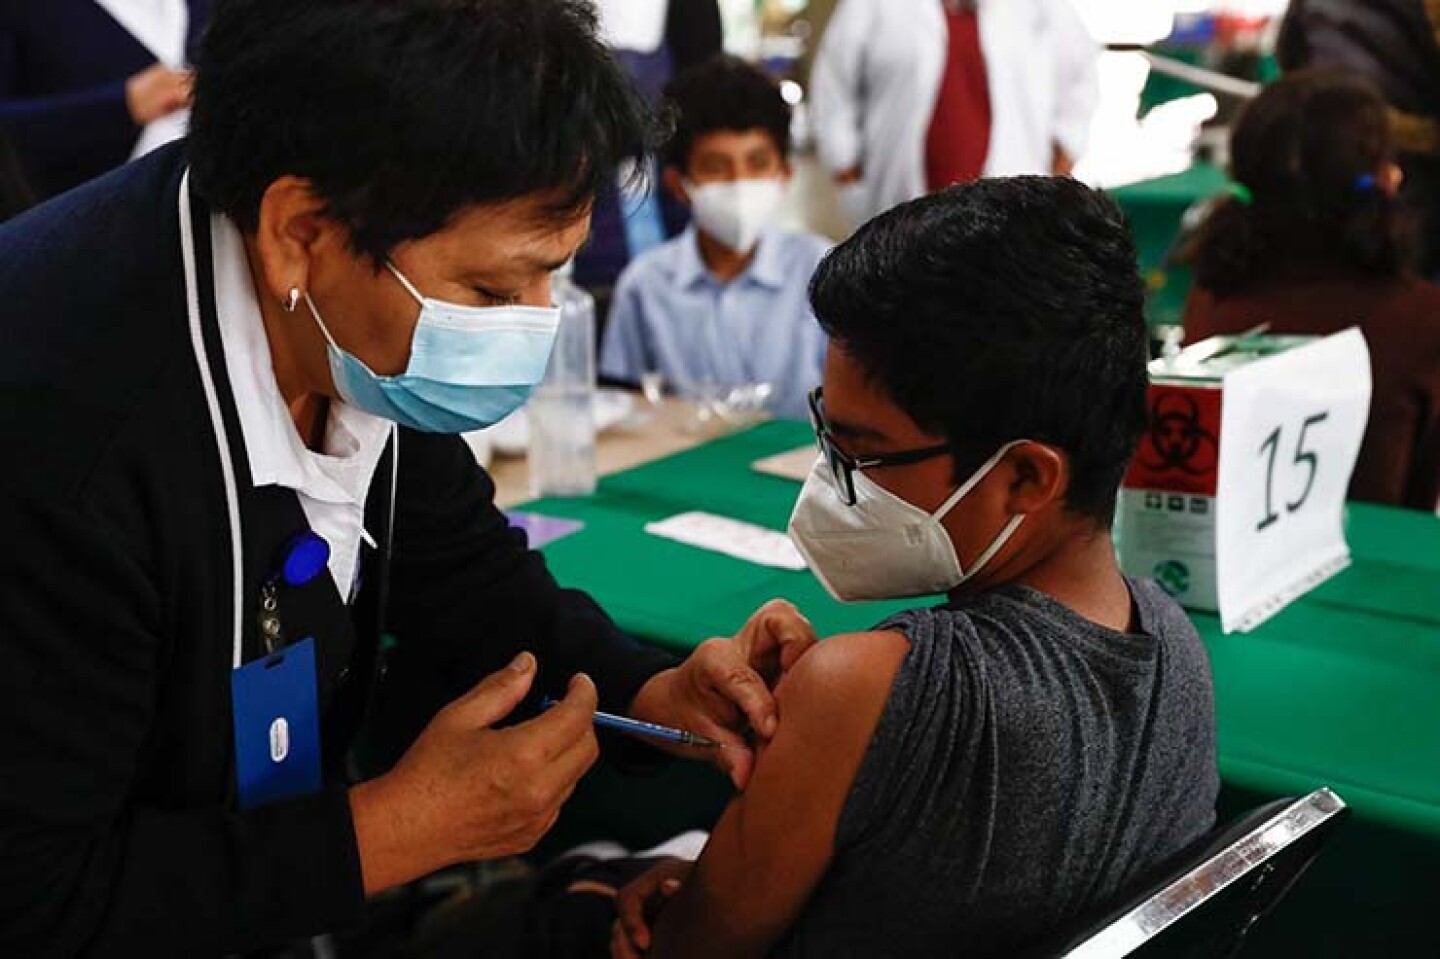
[1031,788,1349,958]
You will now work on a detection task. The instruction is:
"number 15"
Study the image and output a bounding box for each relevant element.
[1257,412,1330,532]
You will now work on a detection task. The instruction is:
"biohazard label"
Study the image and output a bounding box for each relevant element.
[1124,384,1222,496]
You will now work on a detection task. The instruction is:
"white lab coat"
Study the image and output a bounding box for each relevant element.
[94,0,191,158]
[596,0,669,53]
[811,0,1100,225]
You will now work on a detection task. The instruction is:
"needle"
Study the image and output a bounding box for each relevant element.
[539,697,728,748]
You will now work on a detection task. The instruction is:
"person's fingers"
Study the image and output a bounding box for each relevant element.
[735,600,818,683]
[761,598,814,638]
[541,714,601,793]
[765,601,819,673]
[156,70,190,106]
[673,704,753,789]
[617,870,672,951]
[173,70,195,104]
[447,653,536,729]
[703,655,778,740]
[714,741,756,791]
[615,860,691,955]
[673,691,756,789]
[611,918,644,959]
[780,636,814,673]
[519,673,598,760]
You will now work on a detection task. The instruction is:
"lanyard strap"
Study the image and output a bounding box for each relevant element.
[178,168,247,669]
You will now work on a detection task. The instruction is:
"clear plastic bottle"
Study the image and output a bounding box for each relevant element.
[528,262,597,497]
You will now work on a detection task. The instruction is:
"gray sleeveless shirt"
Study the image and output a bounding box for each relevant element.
[776,579,1219,958]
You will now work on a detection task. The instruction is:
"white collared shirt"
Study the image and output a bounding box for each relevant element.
[96,0,194,158]
[95,0,188,66]
[210,214,393,601]
[596,0,668,53]
[811,0,1100,224]
[599,226,831,419]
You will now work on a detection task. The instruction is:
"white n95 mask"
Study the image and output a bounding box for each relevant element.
[787,442,1027,603]
[685,178,786,253]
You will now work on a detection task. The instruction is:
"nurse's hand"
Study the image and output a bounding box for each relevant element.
[628,599,819,790]
[1052,144,1076,178]
[349,653,598,897]
[125,64,192,125]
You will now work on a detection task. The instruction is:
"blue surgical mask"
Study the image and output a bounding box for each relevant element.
[304,263,560,433]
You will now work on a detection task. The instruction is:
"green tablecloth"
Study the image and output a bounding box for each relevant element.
[1137,47,1281,120]
[528,420,1440,839]
[1110,164,1231,331]
[525,421,1440,953]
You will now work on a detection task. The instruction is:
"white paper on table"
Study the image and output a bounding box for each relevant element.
[645,512,807,571]
[1214,329,1372,632]
[751,445,817,483]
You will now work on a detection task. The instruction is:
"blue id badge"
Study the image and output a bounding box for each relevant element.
[231,638,322,810]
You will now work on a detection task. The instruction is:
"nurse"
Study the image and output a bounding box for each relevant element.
[0,0,814,954]
[810,0,1100,226]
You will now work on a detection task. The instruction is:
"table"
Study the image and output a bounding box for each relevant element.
[521,421,1440,954]
[485,399,699,509]
[485,399,768,509]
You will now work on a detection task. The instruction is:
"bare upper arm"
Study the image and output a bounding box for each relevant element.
[649,629,911,959]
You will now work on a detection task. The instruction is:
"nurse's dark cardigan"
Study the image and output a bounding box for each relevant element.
[0,144,673,956]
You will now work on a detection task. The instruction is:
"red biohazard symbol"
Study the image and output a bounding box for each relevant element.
[1124,386,1222,495]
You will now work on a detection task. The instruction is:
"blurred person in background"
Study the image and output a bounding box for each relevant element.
[578,0,725,330]
[601,56,831,420]
[1185,69,1440,512]
[0,0,205,199]
[598,0,725,102]
[810,0,1099,228]
[1279,0,1440,278]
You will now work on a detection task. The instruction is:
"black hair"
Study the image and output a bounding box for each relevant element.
[187,0,654,261]
[810,177,1149,524]
[1190,68,1408,295]
[661,55,792,171]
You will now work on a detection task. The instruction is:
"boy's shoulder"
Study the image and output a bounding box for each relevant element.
[774,629,911,730]
[877,580,1202,659]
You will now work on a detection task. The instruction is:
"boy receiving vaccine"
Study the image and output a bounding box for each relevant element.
[600,55,830,420]
[611,178,1220,959]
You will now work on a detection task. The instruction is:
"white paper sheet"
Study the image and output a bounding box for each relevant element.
[1214,330,1372,632]
[645,512,807,571]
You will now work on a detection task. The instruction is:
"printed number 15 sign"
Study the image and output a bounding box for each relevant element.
[1215,330,1372,632]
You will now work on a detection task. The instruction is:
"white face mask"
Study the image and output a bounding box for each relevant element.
[787,442,1027,603]
[685,177,786,253]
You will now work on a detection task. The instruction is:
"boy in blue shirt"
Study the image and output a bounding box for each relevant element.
[600,55,830,419]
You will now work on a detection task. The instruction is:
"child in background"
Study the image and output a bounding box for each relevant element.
[1185,68,1440,512]
[600,55,830,419]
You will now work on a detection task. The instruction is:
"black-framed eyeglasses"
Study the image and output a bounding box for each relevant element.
[807,387,951,507]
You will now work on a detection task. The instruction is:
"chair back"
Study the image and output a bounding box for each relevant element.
[1038,788,1348,959]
